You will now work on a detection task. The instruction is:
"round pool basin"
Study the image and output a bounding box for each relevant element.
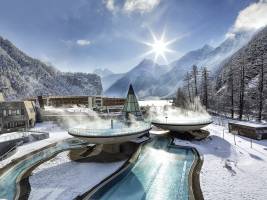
[68,122,151,144]
[152,119,212,132]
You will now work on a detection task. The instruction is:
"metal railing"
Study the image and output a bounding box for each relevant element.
[0,132,31,143]
[0,141,23,161]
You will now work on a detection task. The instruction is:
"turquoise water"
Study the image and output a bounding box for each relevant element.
[0,139,88,200]
[91,136,196,200]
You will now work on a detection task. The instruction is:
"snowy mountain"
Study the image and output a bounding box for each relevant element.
[105,59,170,97]
[0,36,102,100]
[101,73,125,91]
[156,44,215,97]
[215,26,267,96]
[105,31,254,98]
[93,68,113,77]
[156,32,254,97]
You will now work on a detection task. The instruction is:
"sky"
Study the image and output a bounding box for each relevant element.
[0,0,266,73]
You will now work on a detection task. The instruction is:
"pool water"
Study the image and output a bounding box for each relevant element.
[0,139,88,200]
[90,136,196,200]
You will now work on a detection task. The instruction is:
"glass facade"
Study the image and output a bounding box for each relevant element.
[122,84,143,120]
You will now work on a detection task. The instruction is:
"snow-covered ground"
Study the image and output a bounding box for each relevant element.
[1,120,267,200]
[0,121,126,200]
[0,122,70,168]
[29,152,124,200]
[175,124,267,200]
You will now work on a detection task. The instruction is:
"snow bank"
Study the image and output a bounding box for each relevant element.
[29,152,125,200]
[174,124,267,200]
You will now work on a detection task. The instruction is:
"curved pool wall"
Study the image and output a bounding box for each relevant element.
[68,121,151,137]
[0,138,89,200]
[87,135,197,200]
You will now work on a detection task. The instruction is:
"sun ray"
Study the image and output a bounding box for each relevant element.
[141,30,177,63]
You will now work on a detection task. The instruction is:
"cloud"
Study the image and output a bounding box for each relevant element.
[103,0,160,13]
[123,0,161,13]
[227,0,267,36]
[104,0,117,12]
[76,39,91,46]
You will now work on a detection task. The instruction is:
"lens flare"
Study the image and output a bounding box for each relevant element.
[141,30,177,63]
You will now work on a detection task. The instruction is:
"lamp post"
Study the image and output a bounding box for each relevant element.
[165,116,168,124]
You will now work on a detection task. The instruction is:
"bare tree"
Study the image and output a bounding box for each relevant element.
[257,52,266,121]
[174,88,188,108]
[228,66,235,118]
[192,65,199,97]
[183,72,192,102]
[238,59,245,120]
[201,67,209,109]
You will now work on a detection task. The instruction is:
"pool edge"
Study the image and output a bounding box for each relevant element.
[76,138,151,200]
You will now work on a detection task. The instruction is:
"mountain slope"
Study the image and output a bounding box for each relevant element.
[93,68,113,77]
[156,32,253,97]
[0,36,102,99]
[102,73,125,91]
[105,59,169,97]
[105,31,252,98]
[215,26,267,95]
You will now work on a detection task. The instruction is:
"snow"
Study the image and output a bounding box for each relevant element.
[0,121,126,200]
[174,123,267,200]
[229,120,267,128]
[29,152,124,200]
[0,122,70,168]
[138,100,172,107]
[1,119,267,199]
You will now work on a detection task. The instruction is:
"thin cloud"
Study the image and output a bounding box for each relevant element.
[76,39,91,46]
[103,0,117,12]
[123,0,161,13]
[103,0,161,13]
[227,0,267,36]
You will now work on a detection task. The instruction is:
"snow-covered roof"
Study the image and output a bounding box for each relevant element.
[229,121,267,128]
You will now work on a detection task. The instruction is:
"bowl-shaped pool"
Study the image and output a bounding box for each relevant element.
[68,121,151,144]
[152,118,212,132]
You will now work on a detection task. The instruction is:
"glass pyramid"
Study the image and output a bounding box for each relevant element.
[122,84,143,120]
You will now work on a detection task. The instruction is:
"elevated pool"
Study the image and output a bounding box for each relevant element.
[87,135,198,200]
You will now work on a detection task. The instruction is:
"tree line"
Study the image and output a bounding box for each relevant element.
[175,56,267,122]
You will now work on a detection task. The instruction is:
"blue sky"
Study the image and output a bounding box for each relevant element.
[0,0,262,73]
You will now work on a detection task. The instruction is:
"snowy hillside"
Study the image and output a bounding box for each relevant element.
[106,31,253,98]
[0,36,102,99]
[105,59,170,97]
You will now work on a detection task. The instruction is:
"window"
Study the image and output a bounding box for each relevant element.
[21,109,24,115]
[11,110,17,116]
[16,109,21,115]
[3,110,6,116]
[8,110,12,116]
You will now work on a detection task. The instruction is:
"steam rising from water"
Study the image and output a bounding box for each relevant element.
[44,106,141,130]
[147,98,212,124]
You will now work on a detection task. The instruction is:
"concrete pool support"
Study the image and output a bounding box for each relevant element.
[0,139,91,200]
[80,134,204,200]
[68,122,151,156]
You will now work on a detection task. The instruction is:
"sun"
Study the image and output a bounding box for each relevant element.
[141,30,177,63]
[152,39,168,57]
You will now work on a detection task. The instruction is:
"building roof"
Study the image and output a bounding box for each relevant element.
[229,121,267,128]
[0,93,4,102]
[122,84,143,120]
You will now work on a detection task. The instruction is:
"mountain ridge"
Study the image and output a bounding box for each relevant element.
[0,36,102,100]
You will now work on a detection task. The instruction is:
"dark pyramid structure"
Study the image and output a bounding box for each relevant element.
[122,84,143,120]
